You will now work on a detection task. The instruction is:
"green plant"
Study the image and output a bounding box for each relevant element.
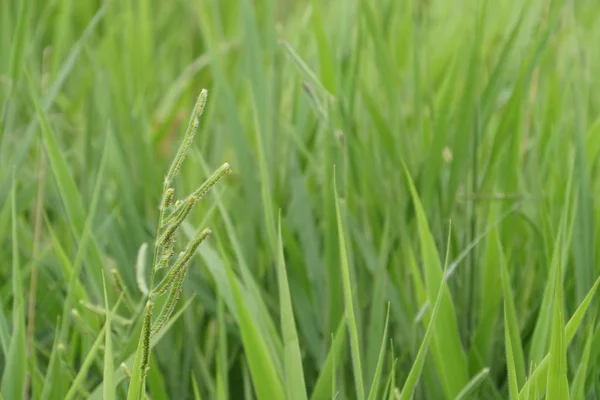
[126,90,230,400]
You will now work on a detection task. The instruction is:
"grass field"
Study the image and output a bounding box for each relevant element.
[2,0,600,398]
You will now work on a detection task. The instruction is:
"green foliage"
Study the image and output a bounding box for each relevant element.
[2,0,600,399]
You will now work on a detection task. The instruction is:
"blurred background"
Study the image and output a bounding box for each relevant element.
[2,0,600,398]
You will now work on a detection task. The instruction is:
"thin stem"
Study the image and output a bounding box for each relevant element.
[149,196,167,295]
[24,146,45,400]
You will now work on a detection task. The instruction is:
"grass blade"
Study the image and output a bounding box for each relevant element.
[569,321,595,399]
[453,368,490,400]
[402,162,468,397]
[64,326,107,400]
[398,263,447,400]
[277,213,308,400]
[498,235,526,387]
[505,300,520,400]
[545,239,569,400]
[89,297,195,399]
[310,317,347,400]
[518,275,600,399]
[0,175,26,400]
[223,259,286,399]
[334,171,365,400]
[367,304,390,400]
[102,274,115,400]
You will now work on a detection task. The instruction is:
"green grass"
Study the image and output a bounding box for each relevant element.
[2,0,600,398]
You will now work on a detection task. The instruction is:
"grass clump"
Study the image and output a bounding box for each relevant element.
[2,0,600,399]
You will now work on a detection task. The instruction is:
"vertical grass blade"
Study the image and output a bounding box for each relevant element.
[223,261,286,399]
[276,213,308,400]
[192,374,203,400]
[569,321,594,399]
[310,317,347,400]
[367,304,390,400]
[334,171,365,400]
[498,236,526,387]
[64,327,107,400]
[505,301,520,400]
[517,275,600,399]
[0,175,26,400]
[102,274,115,400]
[216,294,229,399]
[402,162,468,397]
[545,243,569,400]
[529,175,574,366]
[398,265,447,400]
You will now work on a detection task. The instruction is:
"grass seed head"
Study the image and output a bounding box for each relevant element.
[164,90,208,187]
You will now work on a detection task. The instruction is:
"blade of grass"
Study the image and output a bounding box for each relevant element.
[545,235,569,400]
[192,373,203,400]
[89,297,195,399]
[505,300,520,400]
[309,317,347,400]
[334,170,365,400]
[216,294,229,400]
[453,368,490,400]
[399,220,452,400]
[498,236,526,387]
[1,0,29,122]
[0,174,26,400]
[518,274,600,399]
[366,303,390,400]
[102,274,115,400]
[0,4,106,199]
[64,326,107,400]
[277,213,308,400]
[402,162,468,397]
[569,321,595,399]
[223,257,286,399]
[528,167,574,366]
[29,73,105,300]
[398,260,447,400]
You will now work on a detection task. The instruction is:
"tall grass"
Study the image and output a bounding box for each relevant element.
[2,0,600,398]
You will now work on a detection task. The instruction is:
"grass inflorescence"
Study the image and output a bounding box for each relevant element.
[126,90,230,400]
